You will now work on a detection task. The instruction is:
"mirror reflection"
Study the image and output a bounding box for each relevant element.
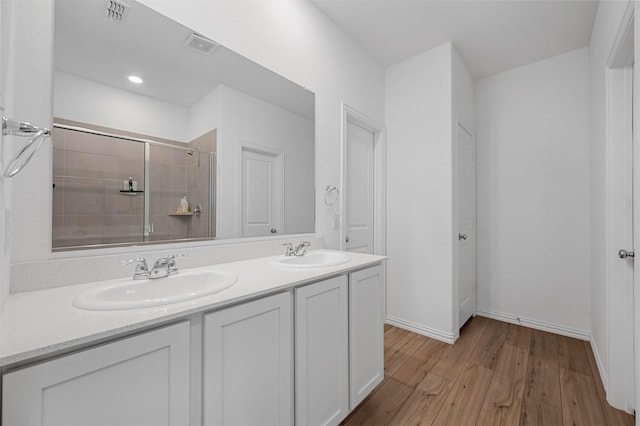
[52,0,315,250]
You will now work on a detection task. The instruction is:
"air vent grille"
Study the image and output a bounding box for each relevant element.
[104,0,130,23]
[184,33,219,55]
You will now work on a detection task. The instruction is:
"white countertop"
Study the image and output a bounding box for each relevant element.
[0,250,385,368]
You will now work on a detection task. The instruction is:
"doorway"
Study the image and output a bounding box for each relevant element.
[340,104,385,255]
[606,5,635,414]
[238,143,284,238]
[457,124,476,328]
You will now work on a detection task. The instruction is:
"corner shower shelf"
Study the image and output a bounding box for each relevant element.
[169,212,194,216]
[119,190,144,196]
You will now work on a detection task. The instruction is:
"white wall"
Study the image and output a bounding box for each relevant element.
[1,0,53,309]
[475,48,590,336]
[216,85,314,239]
[54,71,190,142]
[453,48,474,134]
[385,43,456,341]
[8,0,384,271]
[188,85,221,142]
[588,0,632,396]
[0,0,11,317]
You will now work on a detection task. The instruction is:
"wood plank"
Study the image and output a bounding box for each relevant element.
[388,373,453,426]
[342,378,413,426]
[388,338,447,388]
[557,335,592,376]
[432,362,494,426]
[600,398,635,426]
[384,332,429,377]
[560,368,607,426]
[468,318,509,370]
[504,323,532,351]
[519,396,562,426]
[384,326,411,354]
[524,330,561,408]
[582,340,606,400]
[384,323,392,333]
[476,344,528,426]
[431,316,489,381]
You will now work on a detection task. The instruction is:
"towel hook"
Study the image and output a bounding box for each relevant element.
[324,185,339,206]
[2,116,51,178]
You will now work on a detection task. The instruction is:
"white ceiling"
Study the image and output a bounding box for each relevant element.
[311,0,599,79]
[54,0,314,119]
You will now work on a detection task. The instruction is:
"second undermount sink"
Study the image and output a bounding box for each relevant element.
[73,269,238,311]
[270,250,351,270]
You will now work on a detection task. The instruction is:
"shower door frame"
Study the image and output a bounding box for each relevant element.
[52,123,215,249]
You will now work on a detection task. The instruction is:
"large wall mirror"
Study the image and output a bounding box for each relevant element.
[52,0,315,250]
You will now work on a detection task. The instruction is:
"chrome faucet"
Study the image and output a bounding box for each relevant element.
[149,254,187,279]
[120,257,150,280]
[294,241,311,256]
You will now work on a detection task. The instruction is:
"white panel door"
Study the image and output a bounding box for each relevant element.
[345,122,374,254]
[240,145,283,237]
[203,292,293,426]
[2,322,190,426]
[349,264,385,409]
[295,276,349,426]
[457,124,476,328]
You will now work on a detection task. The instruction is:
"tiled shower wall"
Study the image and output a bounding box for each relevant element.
[52,127,145,247]
[52,121,215,248]
[147,134,214,242]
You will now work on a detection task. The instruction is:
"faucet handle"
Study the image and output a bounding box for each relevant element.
[120,257,149,280]
[282,243,294,256]
[294,241,311,256]
[166,254,187,275]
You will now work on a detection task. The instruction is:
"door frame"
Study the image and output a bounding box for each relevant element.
[454,123,476,329]
[236,140,285,237]
[339,103,386,255]
[605,0,635,413]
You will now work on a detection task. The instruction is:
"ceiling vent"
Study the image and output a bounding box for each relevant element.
[103,0,130,24]
[184,33,219,55]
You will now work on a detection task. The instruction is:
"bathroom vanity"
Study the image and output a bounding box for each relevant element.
[0,251,385,426]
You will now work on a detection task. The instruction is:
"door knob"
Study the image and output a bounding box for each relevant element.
[459,233,467,241]
[270,228,277,234]
[619,249,635,259]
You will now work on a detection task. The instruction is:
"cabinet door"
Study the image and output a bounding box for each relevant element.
[203,292,293,426]
[295,276,349,426]
[349,264,385,409]
[2,322,190,426]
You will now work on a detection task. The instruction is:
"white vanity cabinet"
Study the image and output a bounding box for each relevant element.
[1,321,190,426]
[202,291,293,426]
[295,275,349,426]
[349,264,385,409]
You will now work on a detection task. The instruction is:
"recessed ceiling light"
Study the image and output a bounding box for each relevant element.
[128,75,143,84]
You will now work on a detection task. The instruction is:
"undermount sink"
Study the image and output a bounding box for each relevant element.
[270,250,351,270]
[73,269,238,311]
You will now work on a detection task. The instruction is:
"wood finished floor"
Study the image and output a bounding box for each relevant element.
[342,317,635,426]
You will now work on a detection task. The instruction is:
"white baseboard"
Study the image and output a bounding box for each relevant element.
[385,315,458,344]
[589,334,608,391]
[475,309,590,341]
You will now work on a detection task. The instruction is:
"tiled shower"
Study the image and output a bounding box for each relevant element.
[52,122,215,249]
